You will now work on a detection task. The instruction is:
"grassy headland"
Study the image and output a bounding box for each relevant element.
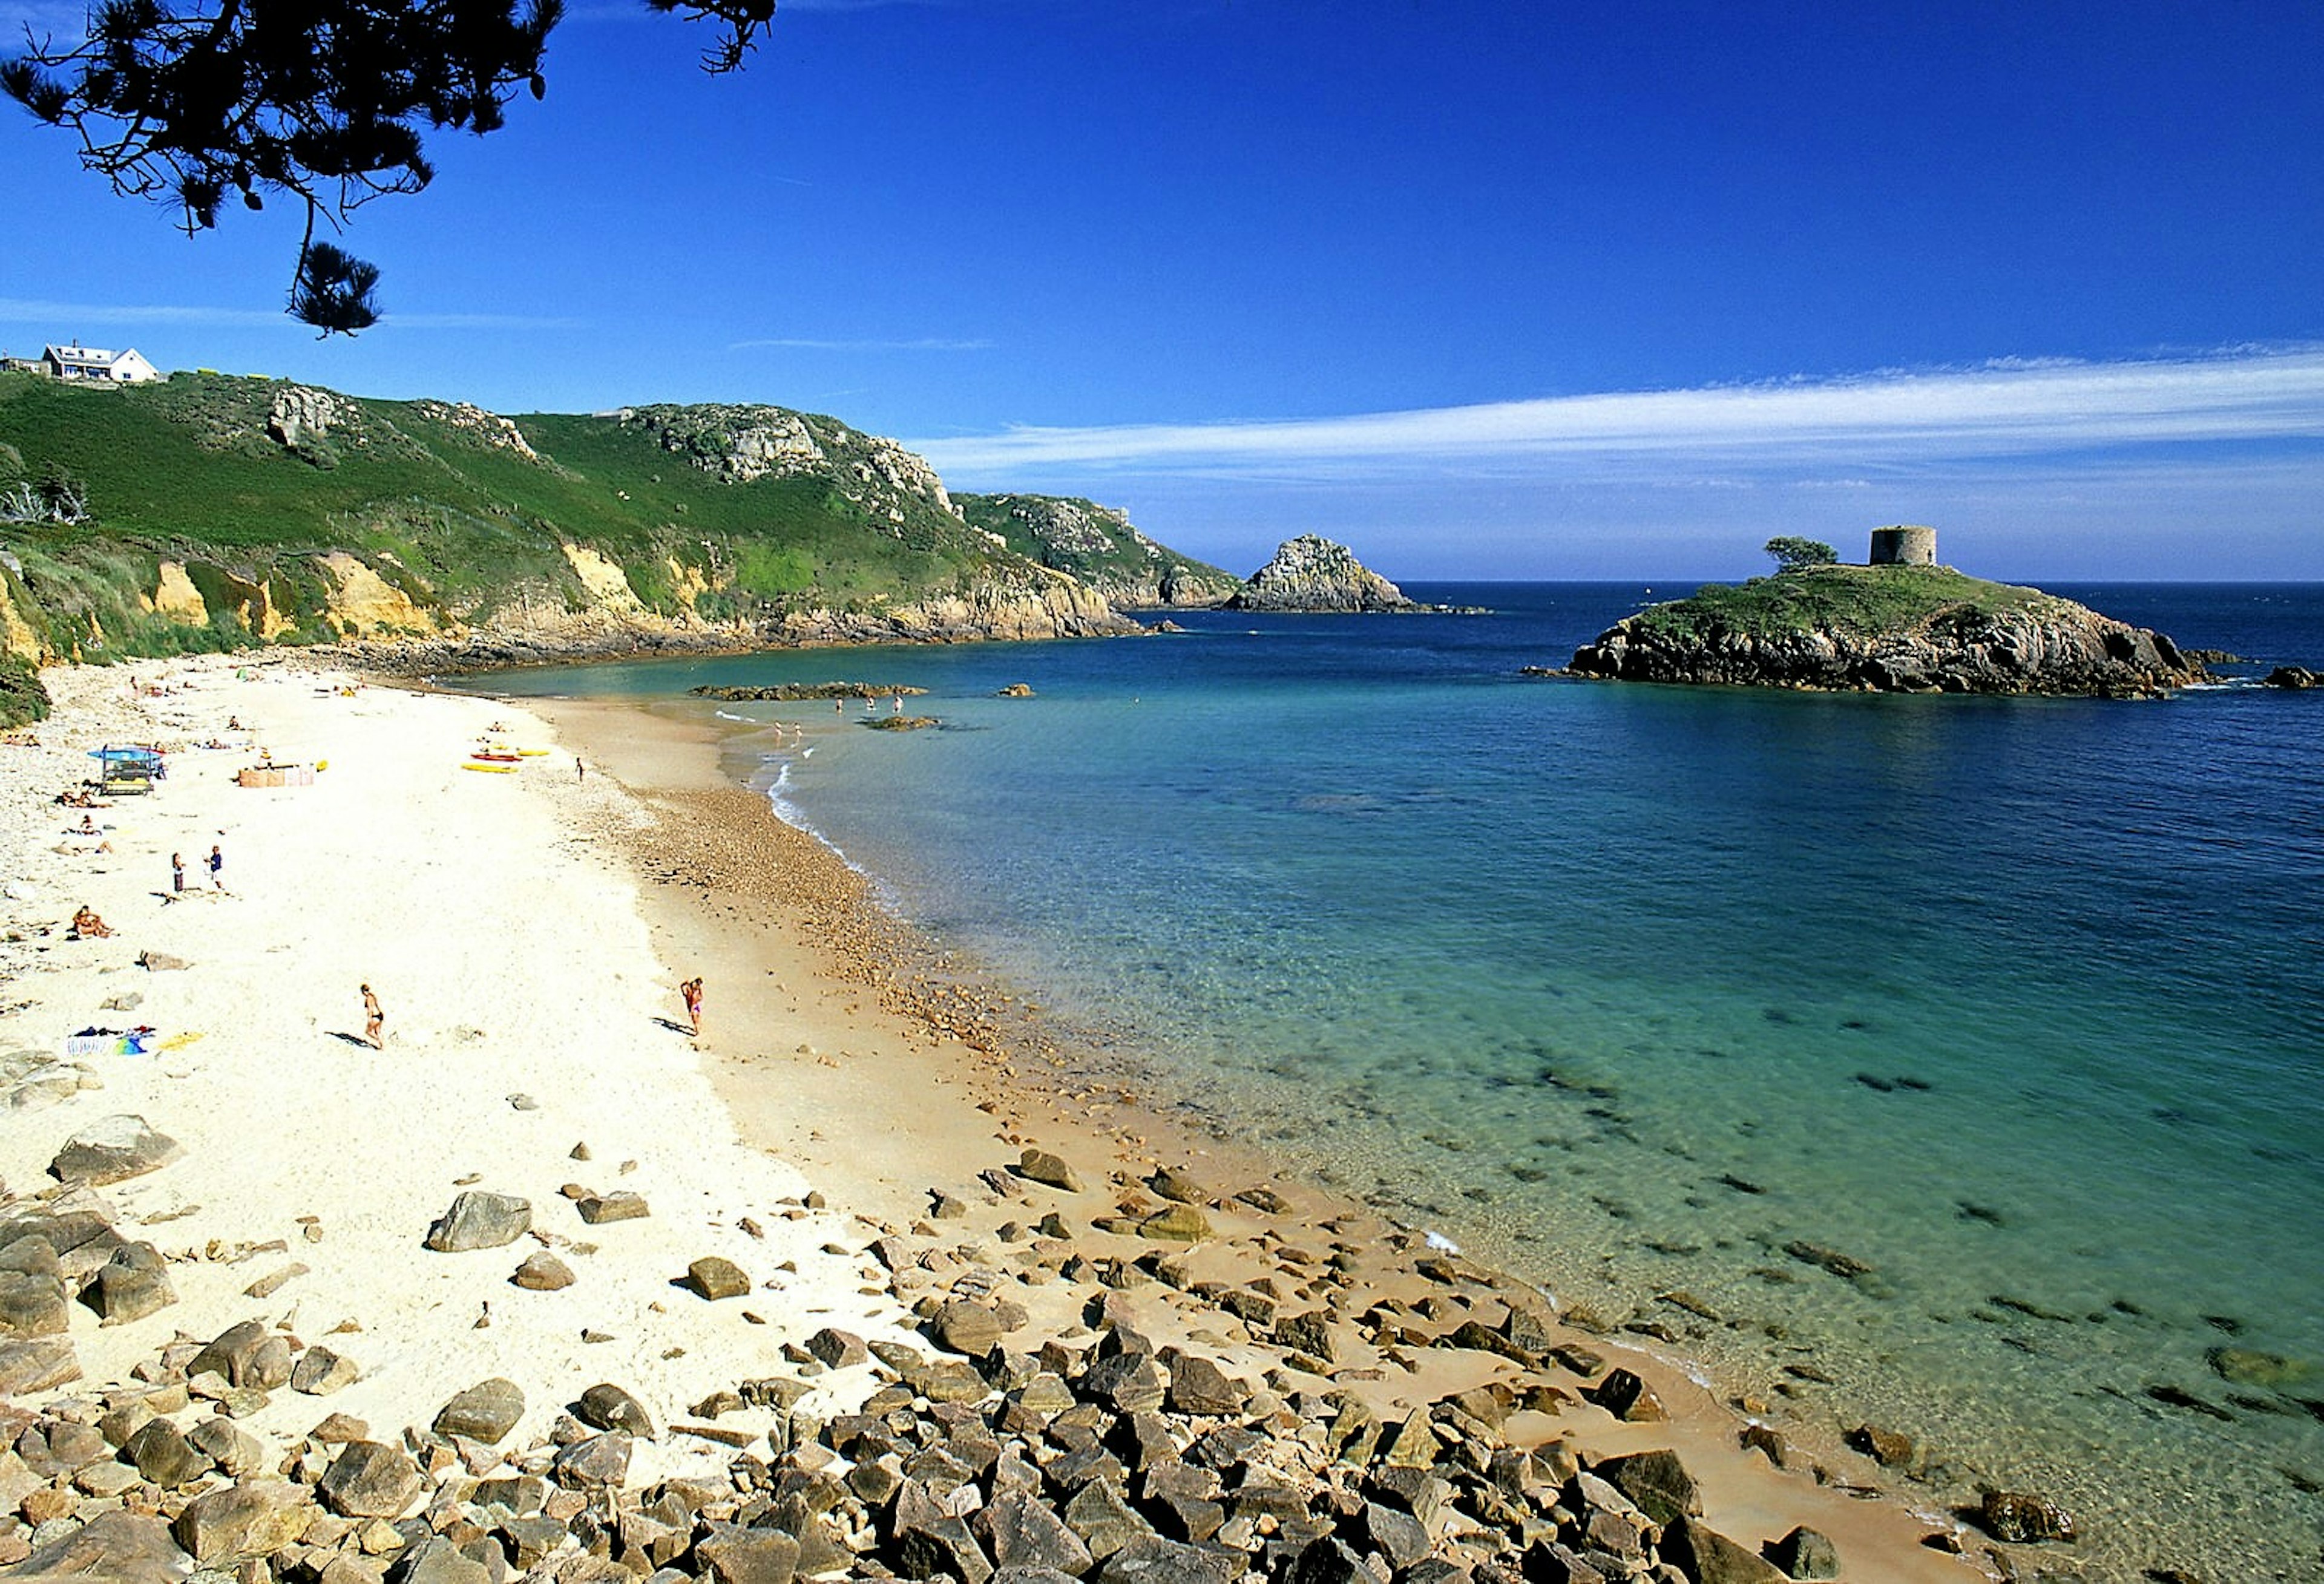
[0,371,1181,666]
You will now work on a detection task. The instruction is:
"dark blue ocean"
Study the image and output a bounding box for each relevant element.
[484,583,2324,1576]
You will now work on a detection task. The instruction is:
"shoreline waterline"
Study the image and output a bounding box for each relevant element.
[510,687,2010,1581]
[478,584,2324,1582]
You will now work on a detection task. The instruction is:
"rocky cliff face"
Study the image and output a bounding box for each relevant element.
[340,571,1140,674]
[617,404,959,529]
[954,494,1242,609]
[1227,535,1418,613]
[1569,589,2206,697]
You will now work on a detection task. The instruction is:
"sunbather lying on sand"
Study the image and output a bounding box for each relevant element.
[70,906,113,939]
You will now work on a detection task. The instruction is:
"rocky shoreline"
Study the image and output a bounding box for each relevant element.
[0,658,2045,1584]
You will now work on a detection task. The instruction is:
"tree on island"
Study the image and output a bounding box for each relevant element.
[1763,535,1839,573]
[2,0,777,335]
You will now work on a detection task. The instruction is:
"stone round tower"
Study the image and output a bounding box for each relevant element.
[1868,525,1937,566]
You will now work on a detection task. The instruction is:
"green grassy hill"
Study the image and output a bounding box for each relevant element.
[0,371,1160,678]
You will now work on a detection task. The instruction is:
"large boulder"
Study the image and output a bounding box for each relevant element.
[49,1114,183,1186]
[433,1378,525,1444]
[172,1480,318,1563]
[7,1508,190,1582]
[317,1440,424,1518]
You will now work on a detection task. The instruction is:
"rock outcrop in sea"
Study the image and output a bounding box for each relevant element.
[1227,536,1420,614]
[1566,566,2208,697]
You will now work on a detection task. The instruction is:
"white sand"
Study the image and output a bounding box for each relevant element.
[0,655,906,1476]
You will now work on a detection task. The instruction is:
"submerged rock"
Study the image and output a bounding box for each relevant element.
[1978,1488,2078,1543]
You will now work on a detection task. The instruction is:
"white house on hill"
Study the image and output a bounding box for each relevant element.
[36,342,162,384]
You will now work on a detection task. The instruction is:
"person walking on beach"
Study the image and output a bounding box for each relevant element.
[576,756,585,782]
[680,977,704,1037]
[361,984,384,1049]
[170,853,185,897]
[207,843,225,891]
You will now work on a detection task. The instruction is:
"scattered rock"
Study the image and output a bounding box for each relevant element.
[172,1479,317,1563]
[1765,1525,1840,1579]
[48,1114,183,1186]
[1598,1448,1701,1526]
[1136,1205,1212,1243]
[513,1251,576,1291]
[1659,1514,1788,1582]
[122,1416,211,1487]
[422,1191,531,1252]
[1977,1488,2077,1544]
[0,1335,79,1392]
[2208,1347,2311,1388]
[317,1440,424,1518]
[1583,1369,1666,1422]
[1016,1149,1084,1193]
[1846,1424,1914,1468]
[808,1327,868,1368]
[85,1240,176,1324]
[433,1378,525,1444]
[8,1508,188,1582]
[688,1255,751,1300]
[290,1345,361,1396]
[577,1382,657,1439]
[935,1300,1005,1357]
[577,1190,649,1224]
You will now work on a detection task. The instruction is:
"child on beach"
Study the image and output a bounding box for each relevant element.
[171,853,185,895]
[361,984,384,1049]
[208,844,225,891]
[680,977,704,1037]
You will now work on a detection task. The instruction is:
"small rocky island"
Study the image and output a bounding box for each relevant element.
[1566,528,2207,697]
[1226,535,1425,613]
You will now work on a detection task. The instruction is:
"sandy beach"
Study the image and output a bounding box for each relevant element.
[0,653,2004,1581]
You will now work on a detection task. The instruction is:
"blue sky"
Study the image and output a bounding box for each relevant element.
[4,0,2321,580]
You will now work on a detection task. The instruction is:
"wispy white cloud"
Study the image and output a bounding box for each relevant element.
[377,311,583,331]
[0,298,289,330]
[910,348,2324,482]
[729,335,994,353]
[0,297,579,332]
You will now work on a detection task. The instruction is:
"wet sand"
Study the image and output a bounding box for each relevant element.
[525,691,1994,1581]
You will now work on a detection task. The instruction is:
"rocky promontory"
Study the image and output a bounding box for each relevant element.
[1566,566,2208,697]
[1227,536,1422,614]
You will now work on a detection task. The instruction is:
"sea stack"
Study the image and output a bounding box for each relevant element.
[1226,535,1419,612]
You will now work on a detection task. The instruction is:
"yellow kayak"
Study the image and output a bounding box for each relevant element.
[462,761,519,774]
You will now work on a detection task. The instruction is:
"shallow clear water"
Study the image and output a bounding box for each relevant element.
[482,583,2324,1577]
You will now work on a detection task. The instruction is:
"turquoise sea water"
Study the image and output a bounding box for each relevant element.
[482,583,2324,1577]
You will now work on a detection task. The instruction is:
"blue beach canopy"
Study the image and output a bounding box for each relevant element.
[88,745,163,762]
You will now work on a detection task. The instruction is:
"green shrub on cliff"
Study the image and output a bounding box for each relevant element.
[0,654,49,728]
